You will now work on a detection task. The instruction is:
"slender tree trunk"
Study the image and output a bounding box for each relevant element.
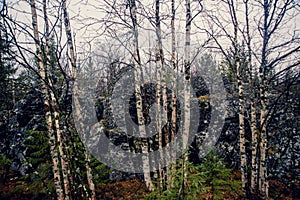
[134,56,153,190]
[167,0,177,189]
[259,71,269,199]
[129,0,153,190]
[155,45,164,189]
[42,1,71,198]
[85,151,96,200]
[29,1,64,199]
[170,0,177,149]
[155,0,163,188]
[62,0,76,75]
[237,60,247,192]
[258,1,270,198]
[247,9,258,197]
[183,0,191,150]
[250,100,258,192]
[52,93,71,200]
[229,0,248,194]
[259,74,269,199]
[259,109,268,199]
[182,0,191,196]
[243,0,259,194]
[249,58,259,196]
[61,0,96,198]
[155,0,168,188]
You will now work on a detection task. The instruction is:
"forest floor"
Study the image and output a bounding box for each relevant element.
[0,170,299,199]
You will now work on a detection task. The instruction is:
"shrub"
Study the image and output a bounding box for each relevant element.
[144,150,242,200]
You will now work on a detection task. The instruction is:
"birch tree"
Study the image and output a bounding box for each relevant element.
[42,1,71,198]
[154,0,164,188]
[3,0,98,198]
[74,0,206,191]
[200,0,248,193]
[29,0,64,199]
[170,0,177,153]
[61,0,96,198]
[127,0,154,190]
[182,1,192,194]
[255,1,299,198]
[201,0,299,198]
[231,0,247,192]
[243,0,259,194]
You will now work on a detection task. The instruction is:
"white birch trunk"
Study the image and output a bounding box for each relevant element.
[129,0,153,190]
[259,77,269,199]
[243,0,259,193]
[168,0,177,189]
[42,1,71,198]
[155,0,168,187]
[230,1,248,193]
[250,100,258,192]
[134,60,153,190]
[29,0,64,199]
[182,0,191,194]
[258,1,270,198]
[237,60,247,191]
[61,0,96,198]
[155,40,164,188]
[249,39,258,196]
[170,0,177,148]
[183,0,191,152]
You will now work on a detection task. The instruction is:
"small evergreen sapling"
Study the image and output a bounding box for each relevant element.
[199,150,242,200]
[144,150,241,200]
[144,154,206,200]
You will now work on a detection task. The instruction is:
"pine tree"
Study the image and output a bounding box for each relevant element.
[144,154,206,200]
[144,150,242,200]
[199,150,242,200]
[22,130,56,198]
[0,2,16,184]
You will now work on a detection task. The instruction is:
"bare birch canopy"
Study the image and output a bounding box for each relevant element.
[1,0,299,199]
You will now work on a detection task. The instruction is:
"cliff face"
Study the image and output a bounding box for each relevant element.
[1,88,45,175]
[93,75,299,183]
[3,75,299,184]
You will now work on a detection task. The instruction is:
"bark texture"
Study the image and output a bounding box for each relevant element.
[29,0,64,199]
